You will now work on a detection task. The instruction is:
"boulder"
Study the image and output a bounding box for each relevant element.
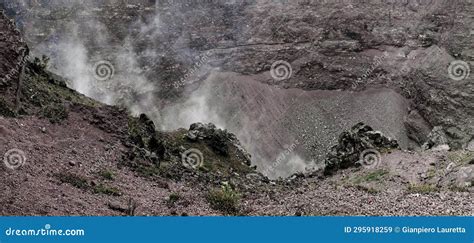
[187,122,251,165]
[324,122,399,175]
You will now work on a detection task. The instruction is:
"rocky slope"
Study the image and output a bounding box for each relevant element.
[2,0,473,176]
[0,3,473,215]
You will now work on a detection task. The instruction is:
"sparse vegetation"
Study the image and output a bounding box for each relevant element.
[352,169,389,184]
[363,169,389,182]
[407,184,439,194]
[0,98,16,117]
[127,198,139,216]
[449,185,470,192]
[41,104,68,123]
[107,198,139,216]
[207,182,240,215]
[426,168,437,180]
[56,172,121,196]
[99,170,115,180]
[133,163,162,178]
[56,173,89,190]
[353,184,379,194]
[167,193,181,207]
[447,151,474,166]
[93,184,122,196]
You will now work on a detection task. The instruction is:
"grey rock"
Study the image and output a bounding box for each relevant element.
[324,122,399,175]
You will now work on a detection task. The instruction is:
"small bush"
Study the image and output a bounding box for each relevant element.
[207,182,240,215]
[169,193,180,203]
[127,198,139,216]
[167,193,181,207]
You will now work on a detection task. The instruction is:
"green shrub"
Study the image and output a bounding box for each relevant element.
[207,182,240,215]
[167,193,181,207]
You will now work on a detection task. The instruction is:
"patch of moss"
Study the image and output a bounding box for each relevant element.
[447,151,474,166]
[166,129,254,177]
[93,184,121,196]
[449,185,470,192]
[0,98,16,117]
[56,172,121,196]
[98,170,115,180]
[353,169,389,184]
[21,61,100,113]
[207,182,240,215]
[41,104,68,123]
[426,168,437,180]
[407,184,439,194]
[135,164,162,177]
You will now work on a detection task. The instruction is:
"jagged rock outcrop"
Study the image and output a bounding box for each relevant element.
[127,113,167,165]
[187,122,251,166]
[324,122,399,175]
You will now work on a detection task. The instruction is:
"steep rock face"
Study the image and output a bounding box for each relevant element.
[161,1,473,149]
